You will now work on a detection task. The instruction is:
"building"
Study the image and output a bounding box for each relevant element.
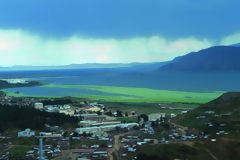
[148,113,165,121]
[59,109,75,116]
[45,124,62,133]
[80,114,106,122]
[34,102,44,110]
[75,123,139,135]
[170,113,177,118]
[3,79,27,84]
[18,128,35,137]
[45,105,58,112]
[78,120,121,127]
[85,106,102,112]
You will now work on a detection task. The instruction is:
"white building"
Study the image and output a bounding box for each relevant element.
[2,79,27,84]
[148,113,165,121]
[75,123,139,135]
[78,120,121,127]
[34,102,44,110]
[170,113,177,118]
[59,109,75,116]
[18,128,35,137]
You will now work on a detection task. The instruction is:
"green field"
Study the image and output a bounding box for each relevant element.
[107,102,199,115]
[5,84,223,104]
[45,84,223,103]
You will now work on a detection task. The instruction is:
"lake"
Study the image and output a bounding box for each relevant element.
[1,69,240,98]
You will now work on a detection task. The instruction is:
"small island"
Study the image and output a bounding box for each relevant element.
[0,79,42,89]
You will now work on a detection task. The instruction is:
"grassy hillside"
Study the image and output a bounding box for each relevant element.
[132,137,240,160]
[174,92,240,132]
[132,143,213,160]
[136,93,240,160]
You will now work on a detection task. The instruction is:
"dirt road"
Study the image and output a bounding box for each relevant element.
[108,131,135,160]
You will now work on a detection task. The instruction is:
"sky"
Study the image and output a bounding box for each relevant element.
[0,0,240,66]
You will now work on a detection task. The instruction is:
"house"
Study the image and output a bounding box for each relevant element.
[45,105,58,112]
[34,102,44,110]
[181,110,188,114]
[148,113,165,122]
[205,111,215,114]
[75,123,139,135]
[45,124,62,133]
[78,120,97,127]
[85,106,102,112]
[78,120,121,127]
[18,128,35,137]
[59,109,75,116]
[80,114,106,122]
[170,113,177,118]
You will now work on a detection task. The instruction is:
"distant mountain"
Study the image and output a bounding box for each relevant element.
[231,43,240,47]
[0,62,168,71]
[159,46,240,71]
[0,63,135,71]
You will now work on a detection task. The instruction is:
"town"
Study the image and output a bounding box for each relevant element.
[0,92,233,160]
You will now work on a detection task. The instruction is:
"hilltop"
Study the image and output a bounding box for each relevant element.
[159,46,240,72]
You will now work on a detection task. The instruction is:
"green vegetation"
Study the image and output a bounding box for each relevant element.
[3,84,223,103]
[0,105,78,132]
[9,146,33,159]
[194,136,240,160]
[173,92,240,132]
[132,143,213,160]
[106,102,199,115]
[43,84,223,103]
[131,135,240,160]
[0,136,38,145]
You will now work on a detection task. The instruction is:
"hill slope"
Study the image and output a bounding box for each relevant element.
[175,92,240,131]
[160,46,240,71]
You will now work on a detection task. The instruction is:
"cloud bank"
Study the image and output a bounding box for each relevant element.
[0,29,239,66]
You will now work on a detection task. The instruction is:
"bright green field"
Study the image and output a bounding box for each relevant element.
[5,84,223,103]
[45,84,223,103]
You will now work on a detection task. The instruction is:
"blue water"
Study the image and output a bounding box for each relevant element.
[1,69,240,97]
[5,86,140,97]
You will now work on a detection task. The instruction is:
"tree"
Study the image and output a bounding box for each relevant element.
[116,110,123,117]
[63,131,68,137]
[105,111,113,116]
[139,114,149,122]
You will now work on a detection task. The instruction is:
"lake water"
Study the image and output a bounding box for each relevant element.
[5,86,138,97]
[1,69,240,97]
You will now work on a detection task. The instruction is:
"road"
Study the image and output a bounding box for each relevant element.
[54,148,94,160]
[108,131,135,160]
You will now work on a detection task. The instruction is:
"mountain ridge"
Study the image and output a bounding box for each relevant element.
[159,45,240,72]
[0,62,169,71]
